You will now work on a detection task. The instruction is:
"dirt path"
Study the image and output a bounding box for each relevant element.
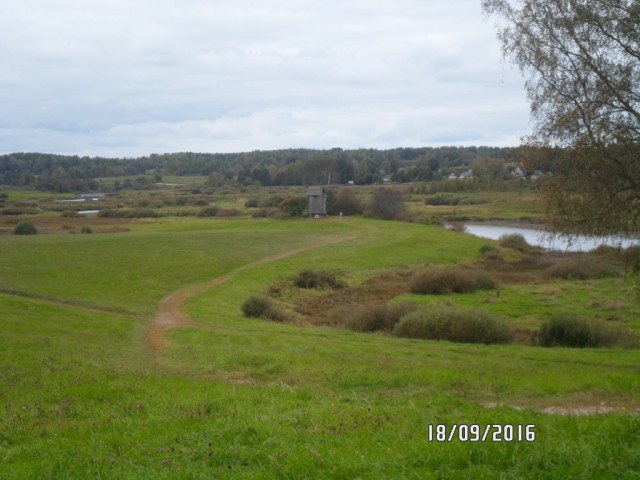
[147,234,358,351]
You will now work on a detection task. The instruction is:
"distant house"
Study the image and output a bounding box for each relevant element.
[448,173,458,181]
[513,166,525,178]
[459,169,474,180]
[307,186,327,218]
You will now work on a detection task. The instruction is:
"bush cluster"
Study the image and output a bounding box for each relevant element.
[14,220,38,235]
[366,188,406,220]
[410,266,496,295]
[537,316,638,348]
[479,245,503,260]
[622,245,640,273]
[98,209,161,218]
[241,295,287,322]
[425,194,483,206]
[498,233,532,251]
[197,206,218,217]
[251,207,282,218]
[393,307,513,344]
[345,302,417,332]
[294,269,346,289]
[545,257,621,280]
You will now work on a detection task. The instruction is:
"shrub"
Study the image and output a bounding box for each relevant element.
[60,210,80,217]
[538,317,602,348]
[244,198,259,208]
[81,226,93,234]
[216,208,241,217]
[259,195,285,208]
[546,257,621,280]
[14,220,38,235]
[329,188,363,216]
[393,307,513,344]
[293,269,346,289]
[410,266,496,295]
[241,295,287,322]
[622,245,640,273]
[13,220,38,235]
[499,233,531,251]
[197,206,219,217]
[366,188,406,220]
[278,197,307,217]
[479,245,502,260]
[251,207,281,218]
[426,194,458,206]
[448,221,467,233]
[345,302,417,332]
[98,209,161,218]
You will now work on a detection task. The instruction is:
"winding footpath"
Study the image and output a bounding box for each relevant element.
[147,234,358,351]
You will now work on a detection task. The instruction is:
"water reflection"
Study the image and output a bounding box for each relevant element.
[462,224,638,252]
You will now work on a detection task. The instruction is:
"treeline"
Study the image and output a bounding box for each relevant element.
[0,146,520,192]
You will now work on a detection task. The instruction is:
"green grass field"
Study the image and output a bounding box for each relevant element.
[1,216,639,479]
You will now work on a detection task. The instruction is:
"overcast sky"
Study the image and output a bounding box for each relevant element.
[0,0,531,157]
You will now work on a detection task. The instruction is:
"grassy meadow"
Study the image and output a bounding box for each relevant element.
[1,205,640,478]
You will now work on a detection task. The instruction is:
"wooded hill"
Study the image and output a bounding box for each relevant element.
[0,146,518,192]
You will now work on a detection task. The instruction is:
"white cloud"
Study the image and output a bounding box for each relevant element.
[0,0,530,156]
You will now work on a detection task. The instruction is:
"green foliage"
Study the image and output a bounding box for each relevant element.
[499,233,532,251]
[425,194,484,206]
[410,266,496,295]
[479,244,503,260]
[197,206,218,217]
[328,188,363,215]
[538,316,598,348]
[622,245,640,273]
[393,306,513,344]
[345,302,417,332]
[546,257,621,280]
[293,269,345,289]
[483,0,640,236]
[244,198,259,208]
[537,316,638,348]
[241,295,287,322]
[278,196,307,217]
[13,220,37,235]
[98,208,161,218]
[366,187,406,220]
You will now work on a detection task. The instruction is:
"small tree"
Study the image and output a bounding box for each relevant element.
[14,220,37,235]
[484,0,640,236]
[278,197,307,217]
[367,187,406,220]
[330,188,363,215]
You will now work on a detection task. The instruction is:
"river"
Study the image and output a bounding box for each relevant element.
[461,223,638,252]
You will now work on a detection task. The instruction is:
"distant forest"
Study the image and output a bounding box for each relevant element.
[0,146,524,192]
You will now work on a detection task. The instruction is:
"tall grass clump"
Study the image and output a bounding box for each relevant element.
[622,245,640,273]
[546,257,621,280]
[393,306,513,344]
[499,233,532,251]
[294,269,346,289]
[410,266,496,295]
[13,220,37,235]
[538,316,639,348]
[241,295,287,322]
[344,302,417,332]
[479,244,502,260]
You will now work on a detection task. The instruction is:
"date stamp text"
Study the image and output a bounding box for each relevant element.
[428,424,536,442]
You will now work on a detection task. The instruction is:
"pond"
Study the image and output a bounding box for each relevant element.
[462,223,639,252]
